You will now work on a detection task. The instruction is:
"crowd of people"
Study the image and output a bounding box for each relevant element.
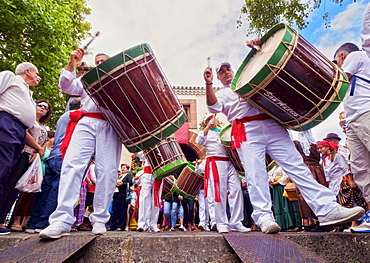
[0,3,369,240]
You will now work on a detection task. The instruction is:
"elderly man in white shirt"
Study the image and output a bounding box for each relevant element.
[0,62,41,235]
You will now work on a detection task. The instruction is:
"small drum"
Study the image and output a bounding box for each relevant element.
[219,124,245,175]
[144,135,187,179]
[161,176,175,200]
[232,23,349,131]
[174,163,203,200]
[81,43,187,152]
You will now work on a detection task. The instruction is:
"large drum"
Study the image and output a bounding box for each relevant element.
[174,163,203,200]
[81,43,187,152]
[219,124,245,175]
[232,23,349,131]
[143,135,187,179]
[161,176,176,200]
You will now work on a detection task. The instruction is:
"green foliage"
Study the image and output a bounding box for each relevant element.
[238,0,350,36]
[0,0,91,129]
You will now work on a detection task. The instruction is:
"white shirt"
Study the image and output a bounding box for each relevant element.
[342,51,370,123]
[268,166,288,186]
[0,71,36,128]
[361,3,370,58]
[322,153,349,196]
[136,169,154,186]
[196,129,228,158]
[59,69,101,113]
[195,160,205,175]
[207,86,263,123]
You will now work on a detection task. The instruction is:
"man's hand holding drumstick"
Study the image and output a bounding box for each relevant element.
[65,48,85,72]
[246,38,262,50]
[65,32,100,72]
[204,65,218,106]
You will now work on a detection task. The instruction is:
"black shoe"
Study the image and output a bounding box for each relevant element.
[0,228,10,235]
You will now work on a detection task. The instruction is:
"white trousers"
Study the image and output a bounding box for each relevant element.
[236,119,337,226]
[50,117,122,225]
[137,180,163,230]
[347,111,370,202]
[197,189,210,227]
[207,161,244,228]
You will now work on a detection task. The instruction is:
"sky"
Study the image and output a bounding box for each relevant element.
[82,0,369,142]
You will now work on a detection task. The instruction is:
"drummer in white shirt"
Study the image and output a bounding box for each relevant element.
[196,114,249,233]
[40,49,122,239]
[203,56,365,234]
[333,3,370,233]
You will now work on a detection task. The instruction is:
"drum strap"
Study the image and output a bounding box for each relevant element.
[204,156,231,203]
[60,110,106,159]
[132,186,142,218]
[231,113,270,149]
[350,75,370,96]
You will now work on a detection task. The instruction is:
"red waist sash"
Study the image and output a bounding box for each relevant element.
[144,166,152,174]
[231,113,270,149]
[204,156,230,202]
[60,110,105,159]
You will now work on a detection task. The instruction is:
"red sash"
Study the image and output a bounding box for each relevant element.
[231,113,270,149]
[153,179,163,207]
[144,166,152,174]
[132,185,142,218]
[60,111,105,159]
[204,156,230,202]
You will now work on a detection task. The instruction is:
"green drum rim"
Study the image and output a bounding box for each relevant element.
[267,161,276,172]
[219,124,232,146]
[231,23,292,94]
[173,187,195,200]
[125,112,187,153]
[81,43,152,86]
[290,73,348,131]
[154,160,188,179]
[187,162,195,170]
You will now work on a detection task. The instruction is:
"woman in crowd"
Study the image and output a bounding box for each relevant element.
[10,100,52,231]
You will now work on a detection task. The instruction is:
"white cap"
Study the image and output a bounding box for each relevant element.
[216,62,231,73]
[203,113,214,123]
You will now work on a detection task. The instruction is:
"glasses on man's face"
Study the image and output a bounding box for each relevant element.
[37,104,49,111]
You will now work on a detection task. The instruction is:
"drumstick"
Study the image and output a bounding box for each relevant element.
[206,57,211,78]
[82,31,100,50]
[246,40,260,51]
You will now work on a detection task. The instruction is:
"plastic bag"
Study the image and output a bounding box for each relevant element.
[15,154,43,193]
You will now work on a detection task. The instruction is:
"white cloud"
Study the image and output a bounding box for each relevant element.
[330,1,367,30]
[81,0,358,142]
[83,0,252,86]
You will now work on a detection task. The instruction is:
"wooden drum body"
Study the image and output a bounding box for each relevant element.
[219,124,245,175]
[161,176,175,200]
[143,135,187,179]
[81,43,187,152]
[232,23,349,131]
[174,163,203,200]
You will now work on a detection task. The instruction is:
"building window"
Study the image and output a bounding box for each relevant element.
[179,99,197,129]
